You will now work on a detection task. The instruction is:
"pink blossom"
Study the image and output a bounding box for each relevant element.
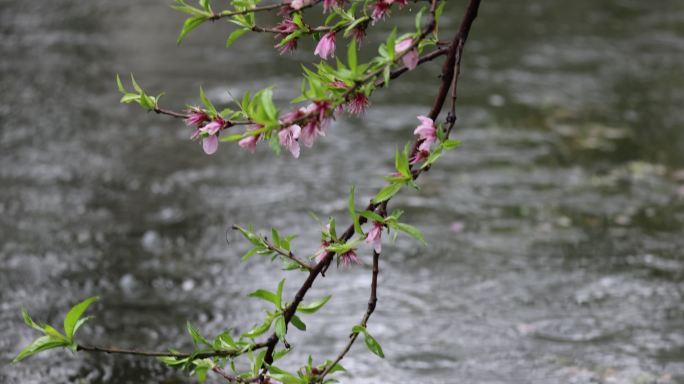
[395,38,419,70]
[351,25,366,44]
[290,0,306,10]
[184,107,209,126]
[365,222,384,253]
[393,0,408,8]
[192,118,225,155]
[330,80,348,89]
[277,38,298,55]
[347,93,369,115]
[201,119,223,136]
[301,121,325,148]
[371,1,391,21]
[314,32,336,60]
[278,124,302,158]
[339,249,360,267]
[409,149,429,165]
[314,240,331,263]
[414,115,437,152]
[238,124,263,153]
[323,0,346,12]
[274,18,298,35]
[281,108,306,126]
[313,100,332,122]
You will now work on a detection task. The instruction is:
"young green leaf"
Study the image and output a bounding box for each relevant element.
[63,296,99,340]
[275,278,285,309]
[116,74,126,93]
[372,182,403,204]
[177,16,207,44]
[275,317,287,340]
[393,222,425,244]
[351,325,384,358]
[187,321,211,347]
[13,335,69,363]
[349,186,363,235]
[199,86,217,116]
[248,289,279,306]
[357,210,385,223]
[290,315,306,331]
[21,309,44,333]
[363,332,385,358]
[347,38,357,72]
[297,295,331,314]
[442,139,461,150]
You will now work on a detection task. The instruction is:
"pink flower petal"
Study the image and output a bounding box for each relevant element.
[402,49,419,70]
[394,38,413,53]
[202,135,219,155]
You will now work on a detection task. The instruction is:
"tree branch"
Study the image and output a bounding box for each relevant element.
[75,341,267,359]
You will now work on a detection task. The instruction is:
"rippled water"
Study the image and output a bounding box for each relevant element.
[2,1,684,383]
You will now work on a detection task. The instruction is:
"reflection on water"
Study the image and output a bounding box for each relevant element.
[1,0,683,383]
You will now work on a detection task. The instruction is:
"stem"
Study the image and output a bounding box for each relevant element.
[262,237,313,271]
[76,341,268,359]
[317,248,381,381]
[212,366,260,383]
[211,0,324,21]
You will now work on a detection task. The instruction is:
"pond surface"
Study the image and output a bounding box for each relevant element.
[1,1,684,383]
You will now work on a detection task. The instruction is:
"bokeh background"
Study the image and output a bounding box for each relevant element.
[1,0,683,383]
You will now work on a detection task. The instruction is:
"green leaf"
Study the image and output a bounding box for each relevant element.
[115,74,126,93]
[268,365,302,384]
[199,0,210,12]
[395,145,411,178]
[372,182,403,204]
[442,139,462,150]
[226,28,249,47]
[275,317,287,340]
[187,321,211,347]
[13,335,69,363]
[120,93,140,104]
[243,314,275,339]
[138,90,156,110]
[248,289,279,306]
[199,86,217,116]
[322,360,346,374]
[192,358,215,382]
[357,210,385,223]
[252,350,266,377]
[393,222,425,244]
[130,74,143,93]
[383,66,391,88]
[41,325,67,342]
[275,279,285,309]
[21,309,44,333]
[177,16,207,44]
[351,325,384,358]
[290,315,306,331]
[349,186,363,235]
[297,295,331,314]
[364,332,385,358]
[347,38,357,72]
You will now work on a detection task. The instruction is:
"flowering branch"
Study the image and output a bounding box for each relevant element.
[14,1,483,383]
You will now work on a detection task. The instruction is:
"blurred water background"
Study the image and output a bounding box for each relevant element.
[1,0,683,383]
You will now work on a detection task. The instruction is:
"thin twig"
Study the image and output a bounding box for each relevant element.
[263,238,313,271]
[209,0,324,21]
[76,341,268,359]
[212,366,261,383]
[317,247,381,381]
